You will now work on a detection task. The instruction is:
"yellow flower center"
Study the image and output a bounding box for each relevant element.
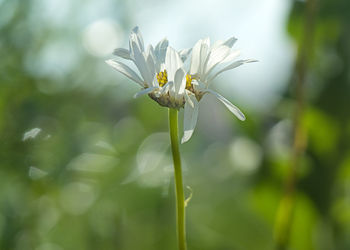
[156,70,194,90]
[157,70,168,87]
[186,74,193,89]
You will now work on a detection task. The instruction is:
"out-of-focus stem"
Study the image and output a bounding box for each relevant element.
[274,0,317,249]
[169,108,187,250]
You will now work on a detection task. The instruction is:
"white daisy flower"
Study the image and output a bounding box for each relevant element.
[180,37,257,143]
[106,27,256,144]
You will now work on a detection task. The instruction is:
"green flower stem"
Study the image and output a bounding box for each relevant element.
[168,108,187,250]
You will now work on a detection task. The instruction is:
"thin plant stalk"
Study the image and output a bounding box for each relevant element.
[274,0,317,249]
[168,108,187,250]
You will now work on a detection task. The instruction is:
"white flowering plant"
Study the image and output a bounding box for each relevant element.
[106,26,256,250]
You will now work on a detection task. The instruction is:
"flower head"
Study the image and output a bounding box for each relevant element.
[180,37,257,143]
[106,27,256,143]
[106,27,192,109]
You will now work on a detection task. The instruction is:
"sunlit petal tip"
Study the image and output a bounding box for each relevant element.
[130,26,144,52]
[182,94,199,143]
[229,105,246,121]
[105,59,118,68]
[159,38,169,47]
[230,104,246,121]
[238,112,246,121]
[133,86,157,98]
[181,132,193,144]
[224,36,238,47]
[247,59,259,63]
[205,89,246,121]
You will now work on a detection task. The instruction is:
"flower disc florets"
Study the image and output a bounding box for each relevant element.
[148,70,203,109]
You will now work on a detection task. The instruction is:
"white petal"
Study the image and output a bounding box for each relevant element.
[184,90,194,107]
[204,51,241,83]
[211,40,224,49]
[154,38,168,72]
[131,41,153,84]
[220,50,240,64]
[154,38,169,63]
[203,45,231,77]
[179,48,192,62]
[204,89,245,121]
[165,47,183,82]
[194,80,207,92]
[190,39,202,75]
[105,59,144,87]
[129,34,135,58]
[174,68,186,97]
[131,26,144,51]
[159,81,170,95]
[134,86,158,98]
[167,81,175,98]
[199,38,210,76]
[146,46,156,85]
[208,59,257,82]
[151,73,159,88]
[181,93,199,144]
[211,37,237,49]
[113,48,131,60]
[223,36,237,48]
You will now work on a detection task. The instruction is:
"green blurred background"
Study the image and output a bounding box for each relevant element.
[1,0,350,249]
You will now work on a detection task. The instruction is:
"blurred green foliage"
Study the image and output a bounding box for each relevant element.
[0,0,350,249]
